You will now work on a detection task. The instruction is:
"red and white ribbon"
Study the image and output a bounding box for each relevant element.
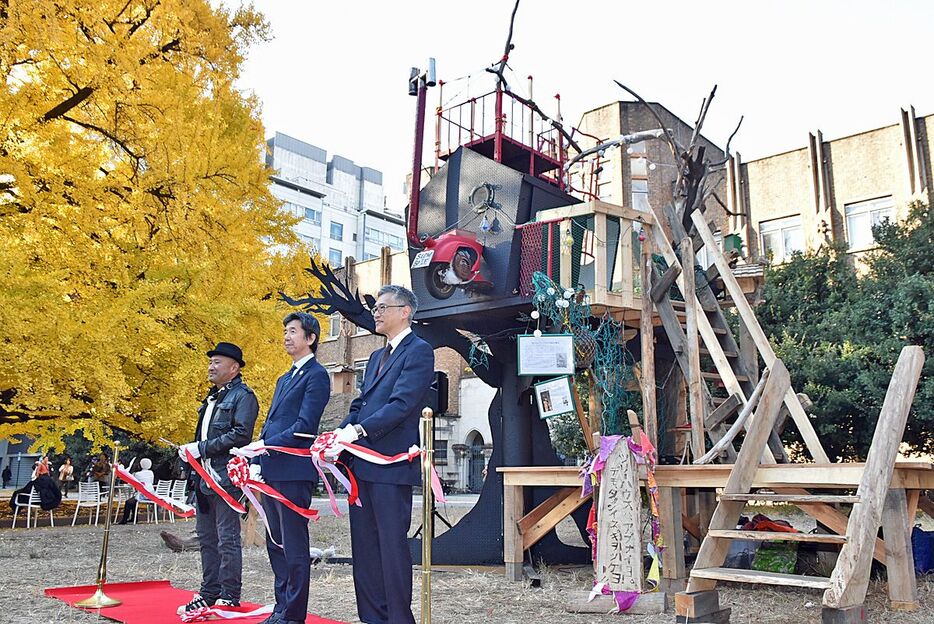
[115,465,195,518]
[185,449,246,514]
[180,603,274,622]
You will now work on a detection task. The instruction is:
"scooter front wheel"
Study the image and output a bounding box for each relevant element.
[425,262,456,299]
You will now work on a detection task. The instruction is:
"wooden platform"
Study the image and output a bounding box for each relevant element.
[498,462,934,582]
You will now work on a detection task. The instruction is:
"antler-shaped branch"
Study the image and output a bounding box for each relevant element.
[279,257,377,333]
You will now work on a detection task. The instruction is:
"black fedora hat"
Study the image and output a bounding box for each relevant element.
[206,342,246,367]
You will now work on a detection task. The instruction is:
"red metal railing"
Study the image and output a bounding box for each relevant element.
[434,85,568,188]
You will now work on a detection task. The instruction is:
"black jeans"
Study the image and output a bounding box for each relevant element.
[195,490,243,601]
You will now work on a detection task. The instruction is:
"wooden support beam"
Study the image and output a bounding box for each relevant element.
[517,487,579,535]
[918,494,934,520]
[521,489,591,550]
[881,488,918,611]
[651,264,681,302]
[640,234,658,447]
[504,481,525,581]
[682,237,706,459]
[659,486,686,591]
[691,210,829,463]
[823,346,925,609]
[571,384,596,455]
[706,394,742,430]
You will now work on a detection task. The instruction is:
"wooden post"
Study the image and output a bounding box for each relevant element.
[658,486,687,592]
[504,481,525,581]
[640,233,658,447]
[681,237,706,459]
[571,383,596,455]
[881,488,918,611]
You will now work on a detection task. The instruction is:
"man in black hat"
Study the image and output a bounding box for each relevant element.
[177,341,259,616]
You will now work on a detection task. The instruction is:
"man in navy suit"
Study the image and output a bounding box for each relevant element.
[240,312,330,624]
[329,284,434,624]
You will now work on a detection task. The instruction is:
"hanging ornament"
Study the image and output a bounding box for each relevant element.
[533,329,542,338]
[563,289,574,299]
[530,310,540,320]
[479,215,490,232]
[546,288,555,296]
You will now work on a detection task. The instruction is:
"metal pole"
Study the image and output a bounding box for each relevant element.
[420,407,434,624]
[75,444,122,608]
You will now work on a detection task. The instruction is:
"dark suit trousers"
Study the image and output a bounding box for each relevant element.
[262,480,313,622]
[349,479,415,624]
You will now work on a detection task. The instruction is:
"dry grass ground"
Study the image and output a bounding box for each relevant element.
[0,499,931,623]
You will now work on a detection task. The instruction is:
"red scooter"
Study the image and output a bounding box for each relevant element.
[411,229,492,299]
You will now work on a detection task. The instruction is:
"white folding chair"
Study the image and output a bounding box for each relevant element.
[170,480,188,523]
[13,488,54,528]
[72,481,103,526]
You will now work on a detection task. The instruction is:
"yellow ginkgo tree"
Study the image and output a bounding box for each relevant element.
[0,1,324,449]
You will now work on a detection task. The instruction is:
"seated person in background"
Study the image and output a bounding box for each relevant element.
[91,453,111,486]
[119,458,155,524]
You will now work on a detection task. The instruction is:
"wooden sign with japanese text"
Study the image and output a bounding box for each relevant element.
[595,439,643,592]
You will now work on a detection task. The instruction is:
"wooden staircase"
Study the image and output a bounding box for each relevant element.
[677,346,925,622]
[645,202,828,465]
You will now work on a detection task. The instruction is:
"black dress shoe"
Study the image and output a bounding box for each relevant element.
[257,613,282,624]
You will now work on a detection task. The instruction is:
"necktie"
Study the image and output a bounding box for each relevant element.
[377,345,392,376]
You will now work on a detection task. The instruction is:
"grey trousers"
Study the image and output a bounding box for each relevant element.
[195,490,243,601]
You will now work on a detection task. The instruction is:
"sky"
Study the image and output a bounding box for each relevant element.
[233,0,934,210]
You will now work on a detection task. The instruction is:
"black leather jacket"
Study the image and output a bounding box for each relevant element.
[191,375,259,494]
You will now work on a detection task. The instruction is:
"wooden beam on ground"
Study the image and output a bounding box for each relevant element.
[690,210,829,463]
[681,237,706,459]
[824,346,925,609]
[566,591,667,614]
[640,234,658,447]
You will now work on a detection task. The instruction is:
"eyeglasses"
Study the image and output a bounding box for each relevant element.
[371,304,406,315]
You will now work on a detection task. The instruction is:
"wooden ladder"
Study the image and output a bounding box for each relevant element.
[679,346,925,621]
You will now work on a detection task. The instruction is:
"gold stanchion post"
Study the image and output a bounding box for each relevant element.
[75,443,122,608]
[420,407,434,624]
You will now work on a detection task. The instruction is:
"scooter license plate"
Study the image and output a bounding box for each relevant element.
[411,249,434,269]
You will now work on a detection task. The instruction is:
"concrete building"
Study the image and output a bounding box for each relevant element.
[0,439,41,489]
[576,102,933,268]
[730,107,932,262]
[316,251,494,493]
[266,132,406,266]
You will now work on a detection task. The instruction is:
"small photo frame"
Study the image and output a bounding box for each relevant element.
[534,375,576,420]
[517,333,575,376]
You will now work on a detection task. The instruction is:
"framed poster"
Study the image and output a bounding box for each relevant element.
[534,375,576,420]
[517,333,574,376]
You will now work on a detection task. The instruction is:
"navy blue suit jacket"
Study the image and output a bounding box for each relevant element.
[339,331,434,486]
[257,356,330,482]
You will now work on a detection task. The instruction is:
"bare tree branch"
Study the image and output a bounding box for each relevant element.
[613,80,682,160]
[42,86,94,122]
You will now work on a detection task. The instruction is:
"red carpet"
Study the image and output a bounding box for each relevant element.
[45,580,347,623]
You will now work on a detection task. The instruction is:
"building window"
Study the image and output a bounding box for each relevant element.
[304,206,321,224]
[845,196,894,251]
[631,178,649,211]
[364,227,404,251]
[328,248,343,267]
[353,359,368,389]
[760,215,803,263]
[434,437,448,465]
[298,234,319,250]
[327,313,341,340]
[330,222,344,241]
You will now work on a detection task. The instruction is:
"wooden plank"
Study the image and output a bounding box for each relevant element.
[918,495,934,519]
[702,371,749,382]
[707,529,847,544]
[881,488,918,611]
[681,237,706,459]
[517,487,579,535]
[559,219,572,288]
[720,493,859,504]
[620,213,634,308]
[503,482,525,581]
[691,567,831,590]
[521,489,590,551]
[687,360,791,593]
[824,346,925,609]
[651,263,681,302]
[706,394,741,430]
[640,234,658,447]
[566,590,666,614]
[906,489,920,530]
[690,211,830,463]
[593,211,608,304]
